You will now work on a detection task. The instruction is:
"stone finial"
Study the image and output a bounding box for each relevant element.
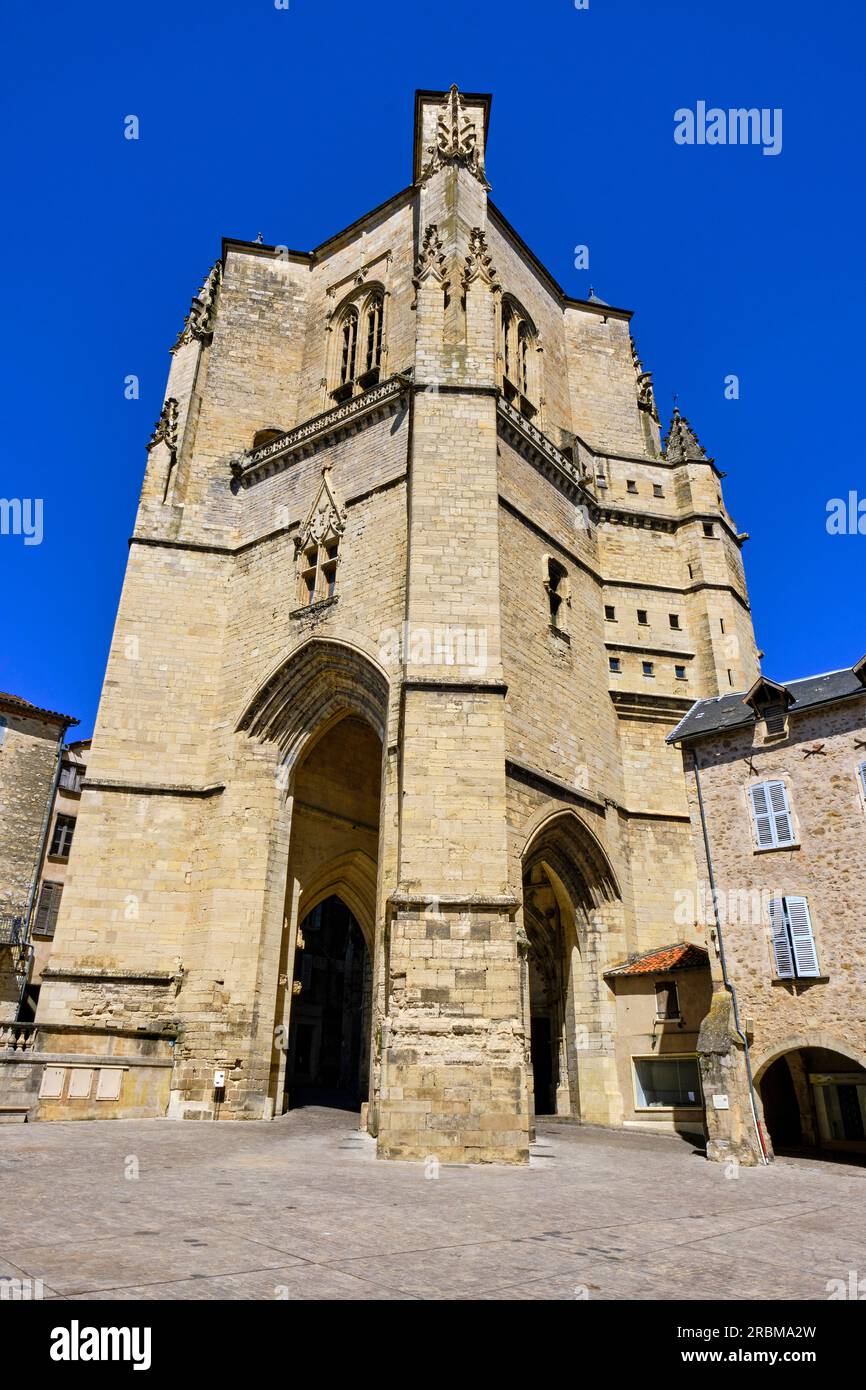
[664,405,711,463]
[147,397,179,457]
[462,227,500,292]
[171,261,222,353]
[630,336,659,422]
[412,223,450,304]
[418,85,490,188]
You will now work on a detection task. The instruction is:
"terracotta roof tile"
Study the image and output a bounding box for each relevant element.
[604,942,709,978]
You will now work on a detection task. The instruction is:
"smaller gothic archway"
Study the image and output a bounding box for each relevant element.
[519,808,622,1122]
[285,894,371,1110]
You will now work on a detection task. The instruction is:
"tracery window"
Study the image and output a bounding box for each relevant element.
[330,288,386,402]
[501,298,540,418]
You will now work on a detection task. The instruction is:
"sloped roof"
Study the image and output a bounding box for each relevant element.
[605,943,709,978]
[667,663,866,745]
[0,691,79,728]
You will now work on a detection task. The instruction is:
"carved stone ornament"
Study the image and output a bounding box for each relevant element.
[462,226,500,292]
[171,261,222,353]
[418,85,490,189]
[412,223,450,304]
[630,337,659,422]
[295,466,347,552]
[147,397,179,456]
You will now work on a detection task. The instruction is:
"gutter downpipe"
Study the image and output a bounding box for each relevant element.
[691,750,769,1165]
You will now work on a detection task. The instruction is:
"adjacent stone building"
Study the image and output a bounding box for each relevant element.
[0,693,78,1023]
[669,657,866,1162]
[3,87,766,1158]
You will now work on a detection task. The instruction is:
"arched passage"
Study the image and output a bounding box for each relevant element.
[286,894,370,1109]
[275,713,384,1114]
[754,1040,866,1157]
[520,809,623,1122]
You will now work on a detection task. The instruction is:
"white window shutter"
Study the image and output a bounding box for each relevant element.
[749,783,775,848]
[785,896,820,978]
[768,897,794,978]
[859,762,866,800]
[768,780,795,844]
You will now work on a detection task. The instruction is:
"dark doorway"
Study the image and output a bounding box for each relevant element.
[760,1055,803,1149]
[530,1015,554,1116]
[286,896,369,1111]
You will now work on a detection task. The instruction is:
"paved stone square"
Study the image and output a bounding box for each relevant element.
[1,1110,864,1301]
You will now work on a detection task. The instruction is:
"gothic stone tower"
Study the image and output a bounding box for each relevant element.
[33,88,759,1160]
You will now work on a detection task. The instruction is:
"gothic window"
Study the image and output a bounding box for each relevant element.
[339,308,358,390]
[299,537,340,606]
[501,298,539,418]
[330,287,387,402]
[362,293,384,381]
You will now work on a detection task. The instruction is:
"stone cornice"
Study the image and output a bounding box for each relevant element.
[496,397,589,503]
[41,967,178,985]
[609,690,695,724]
[231,373,411,487]
[83,778,225,798]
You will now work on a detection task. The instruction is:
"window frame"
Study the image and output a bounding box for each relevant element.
[632,1054,703,1111]
[48,814,76,860]
[748,779,797,851]
[34,880,63,938]
[768,894,820,980]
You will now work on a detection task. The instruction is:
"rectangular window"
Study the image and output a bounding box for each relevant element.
[675,664,687,680]
[626,480,638,494]
[703,522,715,537]
[653,483,663,498]
[768,896,820,979]
[858,762,866,803]
[669,613,680,629]
[34,881,63,937]
[604,604,616,621]
[49,815,76,859]
[59,763,83,793]
[655,981,680,1020]
[637,609,648,625]
[642,661,654,677]
[749,781,796,849]
[634,1057,701,1108]
[609,657,621,673]
[596,473,607,489]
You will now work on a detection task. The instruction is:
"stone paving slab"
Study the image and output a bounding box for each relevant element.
[1,1107,864,1301]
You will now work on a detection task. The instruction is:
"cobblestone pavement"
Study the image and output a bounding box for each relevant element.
[1,1108,864,1300]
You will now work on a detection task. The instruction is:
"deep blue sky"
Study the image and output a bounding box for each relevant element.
[2,0,863,737]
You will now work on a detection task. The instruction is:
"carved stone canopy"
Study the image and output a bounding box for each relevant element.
[171,261,222,353]
[296,466,347,553]
[418,85,490,189]
[462,227,500,292]
[412,223,450,304]
[147,397,179,457]
[630,337,659,422]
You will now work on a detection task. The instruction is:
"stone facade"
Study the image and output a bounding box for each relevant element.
[670,661,866,1162]
[0,694,77,1023]
[10,88,763,1158]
